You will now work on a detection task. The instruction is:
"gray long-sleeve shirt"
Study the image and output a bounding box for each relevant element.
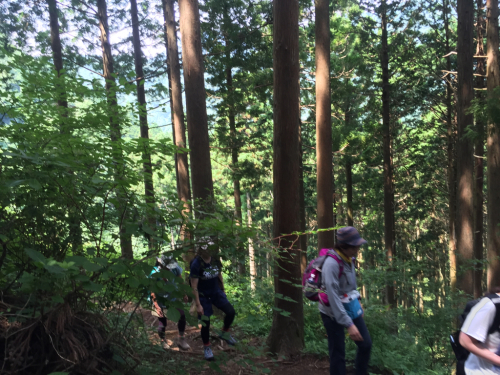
[318,249,358,327]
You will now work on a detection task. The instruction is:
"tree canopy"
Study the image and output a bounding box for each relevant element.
[0,0,497,373]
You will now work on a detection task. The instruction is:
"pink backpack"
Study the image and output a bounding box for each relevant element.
[302,248,344,306]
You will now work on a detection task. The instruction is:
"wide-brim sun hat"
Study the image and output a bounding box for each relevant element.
[197,236,215,252]
[157,254,178,270]
[336,226,367,247]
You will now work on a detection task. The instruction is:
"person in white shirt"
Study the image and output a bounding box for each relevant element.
[459,289,500,374]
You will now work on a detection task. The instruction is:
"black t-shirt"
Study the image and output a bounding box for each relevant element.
[189,256,222,295]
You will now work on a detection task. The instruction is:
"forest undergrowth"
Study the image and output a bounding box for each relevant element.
[0,258,459,375]
[0,0,489,373]
[126,278,459,375]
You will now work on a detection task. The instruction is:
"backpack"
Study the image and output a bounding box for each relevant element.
[302,248,344,306]
[450,294,500,374]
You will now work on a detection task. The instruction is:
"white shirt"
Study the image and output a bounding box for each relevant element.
[462,296,500,374]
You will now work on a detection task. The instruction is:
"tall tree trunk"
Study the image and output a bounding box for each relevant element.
[266,0,304,356]
[316,0,334,251]
[474,0,485,298]
[486,0,500,289]
[456,0,475,296]
[444,0,457,293]
[267,212,272,279]
[381,0,396,308]
[47,0,82,253]
[299,117,308,273]
[332,161,337,243]
[97,0,133,259]
[247,192,256,290]
[345,106,353,227]
[162,0,178,193]
[225,40,245,274]
[130,0,155,247]
[162,0,194,264]
[178,0,214,210]
[47,0,68,117]
[346,159,353,227]
[163,0,192,260]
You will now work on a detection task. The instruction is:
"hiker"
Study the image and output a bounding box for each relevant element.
[459,287,500,374]
[319,226,372,375]
[150,254,191,351]
[190,238,237,361]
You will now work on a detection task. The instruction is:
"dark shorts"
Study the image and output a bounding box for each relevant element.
[198,289,230,318]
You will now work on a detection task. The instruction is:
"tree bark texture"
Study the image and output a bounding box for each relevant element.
[381,0,396,308]
[226,47,242,228]
[247,192,256,291]
[163,0,193,261]
[47,0,68,116]
[47,0,82,252]
[444,0,457,293]
[486,0,500,289]
[315,0,334,251]
[162,0,178,191]
[164,0,190,205]
[130,0,155,246]
[225,48,245,275]
[97,0,133,259]
[474,0,485,298]
[299,117,308,273]
[266,0,304,356]
[178,0,214,209]
[345,106,353,227]
[456,0,475,295]
[346,159,353,227]
[332,161,337,241]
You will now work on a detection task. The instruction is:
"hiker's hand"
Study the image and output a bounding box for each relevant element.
[196,303,204,316]
[154,302,164,318]
[347,324,363,341]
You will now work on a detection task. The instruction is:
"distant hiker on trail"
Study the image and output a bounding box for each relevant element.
[190,238,236,361]
[150,254,191,351]
[459,287,500,374]
[319,226,372,375]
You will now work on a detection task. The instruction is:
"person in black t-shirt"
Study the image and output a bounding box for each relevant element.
[190,238,236,361]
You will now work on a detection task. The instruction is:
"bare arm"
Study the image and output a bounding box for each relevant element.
[150,292,164,317]
[459,331,500,366]
[191,278,204,315]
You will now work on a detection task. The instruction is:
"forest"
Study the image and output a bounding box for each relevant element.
[0,0,499,373]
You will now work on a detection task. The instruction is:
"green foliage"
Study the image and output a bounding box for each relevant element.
[0,0,474,373]
[225,276,274,337]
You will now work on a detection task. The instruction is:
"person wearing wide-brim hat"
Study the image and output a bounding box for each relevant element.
[190,237,237,361]
[150,254,190,351]
[319,226,372,375]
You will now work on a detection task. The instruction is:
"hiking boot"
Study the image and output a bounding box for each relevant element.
[218,331,237,346]
[177,336,191,351]
[161,340,171,350]
[204,345,214,361]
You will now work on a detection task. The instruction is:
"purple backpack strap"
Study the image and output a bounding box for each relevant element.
[328,252,344,279]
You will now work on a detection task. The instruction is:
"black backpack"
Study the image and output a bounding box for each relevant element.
[450,294,500,375]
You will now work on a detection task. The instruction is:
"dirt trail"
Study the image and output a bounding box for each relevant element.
[150,317,351,374]
[125,304,372,374]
